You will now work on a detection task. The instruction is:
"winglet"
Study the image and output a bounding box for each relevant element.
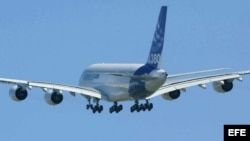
[146,6,167,69]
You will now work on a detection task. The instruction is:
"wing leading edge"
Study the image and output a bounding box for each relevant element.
[0,78,101,99]
[147,70,250,99]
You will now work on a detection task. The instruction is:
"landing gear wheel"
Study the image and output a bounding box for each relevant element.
[130,100,153,113]
[109,102,123,114]
[140,104,146,111]
[118,105,123,111]
[130,106,135,113]
[92,107,97,113]
[86,104,93,110]
[86,98,103,114]
[92,105,103,114]
[109,106,115,113]
[148,103,153,111]
[115,105,123,113]
[98,105,103,113]
[136,104,141,112]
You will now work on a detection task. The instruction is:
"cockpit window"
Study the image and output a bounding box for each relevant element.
[83,73,99,80]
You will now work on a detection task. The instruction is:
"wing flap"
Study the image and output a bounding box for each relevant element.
[29,81,101,98]
[0,78,28,85]
[0,78,101,99]
[173,74,240,90]
[168,68,229,78]
[146,72,245,99]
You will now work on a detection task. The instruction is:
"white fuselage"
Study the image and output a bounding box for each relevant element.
[79,63,167,102]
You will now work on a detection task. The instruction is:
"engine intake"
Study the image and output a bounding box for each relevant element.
[45,89,63,105]
[162,90,181,100]
[213,79,234,93]
[9,85,28,101]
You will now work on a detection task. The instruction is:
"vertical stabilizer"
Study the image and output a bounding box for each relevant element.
[146,6,167,69]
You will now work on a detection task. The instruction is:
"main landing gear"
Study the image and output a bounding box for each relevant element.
[86,98,103,113]
[109,102,123,113]
[130,100,153,113]
[86,98,153,113]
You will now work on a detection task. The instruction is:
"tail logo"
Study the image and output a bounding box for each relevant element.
[148,53,161,65]
[146,6,167,69]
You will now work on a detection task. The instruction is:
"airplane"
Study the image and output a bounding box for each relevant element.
[0,6,250,114]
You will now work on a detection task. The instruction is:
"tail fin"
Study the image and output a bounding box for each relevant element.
[146,6,167,69]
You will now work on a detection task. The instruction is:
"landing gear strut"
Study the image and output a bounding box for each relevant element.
[86,98,93,110]
[86,98,103,113]
[130,100,153,113]
[109,102,123,113]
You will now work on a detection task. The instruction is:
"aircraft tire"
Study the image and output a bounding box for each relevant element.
[130,105,135,113]
[98,105,103,113]
[109,106,114,113]
[148,103,153,111]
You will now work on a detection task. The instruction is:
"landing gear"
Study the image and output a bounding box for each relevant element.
[86,98,103,113]
[92,104,103,113]
[130,100,153,113]
[85,98,153,113]
[86,98,93,110]
[109,102,123,113]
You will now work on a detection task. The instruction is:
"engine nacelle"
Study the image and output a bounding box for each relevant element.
[9,85,28,101]
[213,79,234,93]
[44,89,63,105]
[162,90,181,100]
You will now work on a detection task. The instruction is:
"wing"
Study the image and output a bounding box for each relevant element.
[108,68,229,81]
[147,70,250,99]
[0,77,101,99]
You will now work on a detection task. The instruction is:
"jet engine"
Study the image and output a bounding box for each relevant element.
[213,79,233,93]
[162,90,181,100]
[9,85,28,101]
[44,89,63,105]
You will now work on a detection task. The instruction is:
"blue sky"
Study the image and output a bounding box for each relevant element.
[0,0,250,141]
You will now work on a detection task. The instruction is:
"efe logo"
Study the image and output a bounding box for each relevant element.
[228,129,246,136]
[224,125,250,141]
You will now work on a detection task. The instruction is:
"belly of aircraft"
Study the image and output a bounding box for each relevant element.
[81,82,153,102]
[79,63,162,102]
